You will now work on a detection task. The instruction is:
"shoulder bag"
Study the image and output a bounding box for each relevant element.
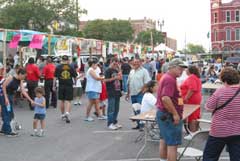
[212,87,240,116]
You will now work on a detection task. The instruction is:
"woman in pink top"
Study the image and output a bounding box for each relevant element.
[203,67,240,161]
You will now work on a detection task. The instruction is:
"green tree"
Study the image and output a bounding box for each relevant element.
[135,29,164,46]
[0,0,87,32]
[83,19,134,42]
[186,43,206,54]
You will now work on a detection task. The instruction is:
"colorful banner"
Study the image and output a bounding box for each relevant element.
[29,34,44,49]
[8,34,21,48]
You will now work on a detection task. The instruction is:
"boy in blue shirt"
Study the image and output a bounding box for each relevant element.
[31,87,46,137]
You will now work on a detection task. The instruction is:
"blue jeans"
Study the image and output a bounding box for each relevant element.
[156,110,183,145]
[203,135,240,161]
[131,93,143,104]
[1,95,14,134]
[122,74,128,93]
[107,97,120,126]
[131,93,143,127]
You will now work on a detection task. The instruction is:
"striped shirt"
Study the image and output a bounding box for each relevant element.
[205,85,240,137]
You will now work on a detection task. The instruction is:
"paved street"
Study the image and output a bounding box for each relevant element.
[0,95,229,161]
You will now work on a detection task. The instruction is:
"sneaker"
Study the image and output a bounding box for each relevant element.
[38,131,44,137]
[0,131,5,136]
[114,124,122,129]
[93,112,99,117]
[5,132,19,137]
[74,102,78,105]
[98,115,107,120]
[84,117,94,122]
[78,101,82,105]
[184,134,193,140]
[184,131,199,140]
[65,115,71,123]
[30,131,38,137]
[108,124,118,130]
[61,115,66,120]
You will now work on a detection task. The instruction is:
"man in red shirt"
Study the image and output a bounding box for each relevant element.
[26,57,40,110]
[42,57,56,109]
[156,58,187,161]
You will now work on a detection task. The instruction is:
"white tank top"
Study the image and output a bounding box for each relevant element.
[85,67,102,93]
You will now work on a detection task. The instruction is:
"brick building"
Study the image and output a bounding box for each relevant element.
[211,0,240,54]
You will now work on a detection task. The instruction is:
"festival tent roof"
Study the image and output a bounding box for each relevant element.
[154,43,174,52]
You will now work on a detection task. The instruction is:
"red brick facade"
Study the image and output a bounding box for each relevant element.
[211,0,240,54]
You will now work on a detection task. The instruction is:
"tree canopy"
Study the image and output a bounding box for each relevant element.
[185,43,206,54]
[83,19,134,42]
[135,29,164,46]
[0,0,87,33]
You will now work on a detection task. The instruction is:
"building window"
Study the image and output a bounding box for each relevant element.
[236,28,240,40]
[214,13,218,23]
[214,30,217,41]
[236,10,240,22]
[226,11,231,22]
[226,29,231,41]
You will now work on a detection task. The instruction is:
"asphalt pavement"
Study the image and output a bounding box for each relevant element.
[0,94,229,161]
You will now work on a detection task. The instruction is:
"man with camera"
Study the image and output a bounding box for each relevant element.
[156,58,187,161]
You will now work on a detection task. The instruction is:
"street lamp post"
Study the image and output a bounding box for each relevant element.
[157,19,164,32]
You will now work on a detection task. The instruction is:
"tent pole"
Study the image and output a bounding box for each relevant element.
[48,34,51,56]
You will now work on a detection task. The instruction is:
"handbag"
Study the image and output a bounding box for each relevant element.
[212,87,240,116]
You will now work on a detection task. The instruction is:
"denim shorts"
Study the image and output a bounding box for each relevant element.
[34,114,46,120]
[156,110,183,145]
[86,91,100,99]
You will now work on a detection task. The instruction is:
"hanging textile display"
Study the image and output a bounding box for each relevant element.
[8,34,21,48]
[29,34,45,49]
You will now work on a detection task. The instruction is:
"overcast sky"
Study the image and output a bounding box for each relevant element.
[79,0,232,50]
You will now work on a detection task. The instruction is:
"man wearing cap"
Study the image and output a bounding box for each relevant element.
[156,58,187,161]
[42,56,57,109]
[54,55,77,123]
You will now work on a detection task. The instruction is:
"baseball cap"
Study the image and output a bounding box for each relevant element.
[62,55,69,61]
[168,58,188,68]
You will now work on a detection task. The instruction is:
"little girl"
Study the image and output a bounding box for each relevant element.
[31,87,46,137]
[140,80,158,113]
[99,80,107,119]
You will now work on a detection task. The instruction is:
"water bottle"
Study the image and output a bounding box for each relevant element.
[6,104,11,112]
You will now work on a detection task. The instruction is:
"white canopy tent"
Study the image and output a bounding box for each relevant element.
[154,43,174,52]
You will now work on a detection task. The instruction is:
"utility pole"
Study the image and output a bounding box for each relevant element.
[76,0,79,31]
[151,31,154,54]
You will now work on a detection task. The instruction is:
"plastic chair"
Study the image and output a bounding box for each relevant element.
[177,130,209,161]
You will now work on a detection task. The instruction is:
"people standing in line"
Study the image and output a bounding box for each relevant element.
[104,58,122,130]
[121,58,131,94]
[73,66,83,106]
[180,65,202,136]
[13,52,19,68]
[99,73,107,118]
[37,56,46,73]
[150,58,157,80]
[126,57,151,129]
[156,58,187,161]
[31,87,46,137]
[26,57,40,110]
[143,57,153,78]
[53,55,77,124]
[0,69,34,136]
[42,56,56,109]
[203,67,240,161]
[85,59,105,122]
[156,69,163,82]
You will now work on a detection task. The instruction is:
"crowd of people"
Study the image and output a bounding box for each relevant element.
[0,53,239,161]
